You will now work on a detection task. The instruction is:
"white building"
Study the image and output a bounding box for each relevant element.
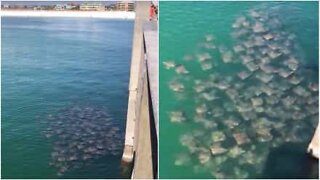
[80,3,106,11]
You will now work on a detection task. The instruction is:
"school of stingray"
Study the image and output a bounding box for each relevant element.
[163,8,318,178]
[41,105,124,176]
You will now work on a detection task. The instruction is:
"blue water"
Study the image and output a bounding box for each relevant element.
[2,17,133,178]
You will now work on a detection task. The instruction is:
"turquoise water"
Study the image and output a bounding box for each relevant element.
[160,1,318,179]
[2,17,133,178]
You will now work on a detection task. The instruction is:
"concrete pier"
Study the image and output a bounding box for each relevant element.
[122,1,158,179]
[131,76,153,178]
[308,124,319,159]
[122,1,149,164]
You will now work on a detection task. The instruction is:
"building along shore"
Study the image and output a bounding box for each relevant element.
[0,10,135,20]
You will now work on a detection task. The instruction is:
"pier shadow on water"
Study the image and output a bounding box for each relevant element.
[260,142,319,179]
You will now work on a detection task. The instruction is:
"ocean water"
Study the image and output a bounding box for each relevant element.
[2,17,133,178]
[159,1,319,179]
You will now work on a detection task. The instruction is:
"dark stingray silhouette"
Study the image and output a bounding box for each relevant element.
[41,105,124,176]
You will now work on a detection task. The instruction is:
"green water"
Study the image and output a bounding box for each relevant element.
[159,1,319,178]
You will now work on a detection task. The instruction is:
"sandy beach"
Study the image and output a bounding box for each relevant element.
[1,10,135,19]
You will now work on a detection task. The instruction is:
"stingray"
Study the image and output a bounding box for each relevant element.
[245,62,259,72]
[242,20,250,28]
[201,62,213,71]
[241,111,257,121]
[226,89,239,100]
[284,57,299,71]
[236,102,253,113]
[169,111,187,123]
[252,22,267,33]
[268,80,291,91]
[231,29,250,39]
[218,45,228,54]
[222,51,233,63]
[240,151,257,165]
[205,34,215,42]
[202,119,218,129]
[253,36,265,46]
[251,97,264,107]
[293,86,311,97]
[255,72,273,83]
[285,57,299,66]
[210,143,227,155]
[241,55,254,64]
[237,71,252,80]
[233,44,245,53]
[249,10,261,18]
[179,133,195,147]
[247,48,257,55]
[228,146,245,158]
[201,91,220,101]
[203,43,216,49]
[308,83,319,92]
[175,64,189,74]
[223,116,240,129]
[288,63,299,71]
[268,43,280,51]
[263,33,274,40]
[252,87,263,96]
[243,40,255,48]
[211,131,226,143]
[213,81,230,90]
[233,132,251,145]
[277,68,293,78]
[263,87,275,96]
[260,64,277,74]
[306,96,318,105]
[198,149,211,164]
[163,61,176,69]
[288,75,303,85]
[267,50,282,59]
[196,104,208,115]
[255,106,265,113]
[197,52,212,62]
[211,170,227,179]
[42,105,123,176]
[169,81,184,92]
[212,107,225,117]
[232,16,247,28]
[193,84,206,93]
[174,153,191,166]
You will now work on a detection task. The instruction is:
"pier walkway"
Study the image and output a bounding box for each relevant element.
[122,1,158,179]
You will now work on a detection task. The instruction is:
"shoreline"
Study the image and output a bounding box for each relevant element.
[0,10,135,20]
